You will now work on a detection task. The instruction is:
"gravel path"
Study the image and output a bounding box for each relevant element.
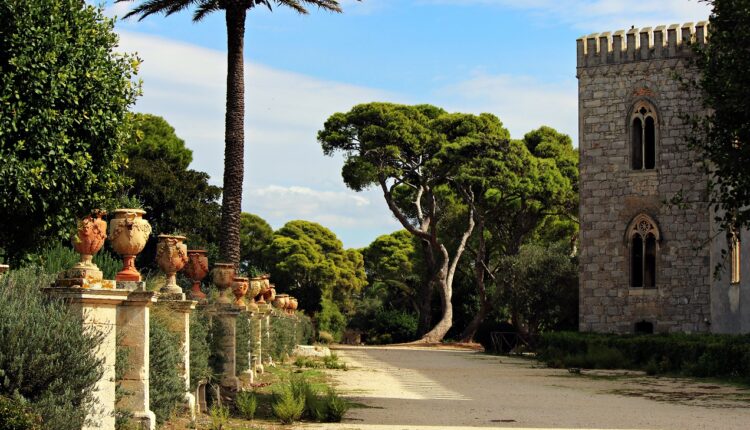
[299,345,750,430]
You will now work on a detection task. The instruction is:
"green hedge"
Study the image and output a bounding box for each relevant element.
[267,312,314,362]
[149,315,184,424]
[538,331,750,380]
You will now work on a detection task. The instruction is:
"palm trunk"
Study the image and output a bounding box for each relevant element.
[219,7,246,266]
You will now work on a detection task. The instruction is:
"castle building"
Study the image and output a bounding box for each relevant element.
[577,22,750,334]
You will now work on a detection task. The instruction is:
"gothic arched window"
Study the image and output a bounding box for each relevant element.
[627,214,660,288]
[630,102,657,170]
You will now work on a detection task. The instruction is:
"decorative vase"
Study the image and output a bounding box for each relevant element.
[232,276,249,308]
[156,235,188,294]
[251,275,266,304]
[184,250,209,301]
[273,294,289,311]
[289,297,299,314]
[211,263,235,304]
[108,209,151,282]
[264,284,277,303]
[57,210,108,288]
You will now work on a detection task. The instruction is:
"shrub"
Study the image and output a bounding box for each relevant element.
[317,331,334,344]
[538,331,750,380]
[0,396,42,430]
[149,315,185,424]
[372,309,418,344]
[0,267,104,430]
[323,353,347,370]
[235,391,257,421]
[207,316,227,378]
[316,299,346,342]
[208,404,229,430]
[268,312,311,361]
[189,311,212,390]
[323,388,350,423]
[26,242,121,279]
[272,385,304,424]
[236,315,252,372]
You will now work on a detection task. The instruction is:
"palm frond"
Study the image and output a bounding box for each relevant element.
[193,0,222,21]
[116,0,204,21]
[274,0,348,14]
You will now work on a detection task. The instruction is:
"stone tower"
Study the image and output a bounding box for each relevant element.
[577,22,750,334]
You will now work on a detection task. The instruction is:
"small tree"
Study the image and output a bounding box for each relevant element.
[0,0,140,262]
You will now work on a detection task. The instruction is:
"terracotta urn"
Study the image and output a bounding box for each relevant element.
[232,276,249,308]
[211,263,235,304]
[108,209,152,282]
[289,297,299,313]
[273,293,289,311]
[265,284,277,303]
[58,210,107,288]
[184,250,209,301]
[156,235,188,294]
[251,275,266,304]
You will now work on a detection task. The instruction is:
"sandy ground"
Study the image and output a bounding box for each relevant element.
[299,346,750,430]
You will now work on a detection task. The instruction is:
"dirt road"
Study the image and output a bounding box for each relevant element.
[301,345,750,430]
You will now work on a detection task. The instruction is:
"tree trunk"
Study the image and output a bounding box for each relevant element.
[460,218,490,343]
[218,7,246,265]
[416,238,435,336]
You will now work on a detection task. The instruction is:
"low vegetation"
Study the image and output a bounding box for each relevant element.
[539,331,750,381]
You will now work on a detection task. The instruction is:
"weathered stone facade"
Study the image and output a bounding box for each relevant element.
[578,23,750,334]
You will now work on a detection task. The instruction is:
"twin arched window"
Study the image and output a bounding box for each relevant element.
[631,102,657,170]
[628,214,660,288]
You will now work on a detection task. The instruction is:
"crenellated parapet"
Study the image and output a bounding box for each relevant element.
[577,22,708,68]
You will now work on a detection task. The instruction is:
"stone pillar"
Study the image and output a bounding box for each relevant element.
[264,312,273,366]
[240,310,255,383]
[155,293,197,420]
[214,303,241,390]
[253,305,269,374]
[44,287,129,430]
[116,288,157,430]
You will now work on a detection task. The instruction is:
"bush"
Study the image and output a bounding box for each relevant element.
[236,314,252,372]
[26,242,121,279]
[272,385,304,424]
[0,267,104,430]
[372,308,417,344]
[149,315,185,424]
[267,312,314,361]
[323,388,350,422]
[0,396,42,430]
[317,331,334,344]
[208,404,229,430]
[316,299,346,342]
[234,391,257,421]
[538,331,750,380]
[189,311,212,390]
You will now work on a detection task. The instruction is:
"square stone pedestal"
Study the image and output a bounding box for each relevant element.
[117,287,157,430]
[155,292,197,420]
[44,287,130,430]
[212,303,241,390]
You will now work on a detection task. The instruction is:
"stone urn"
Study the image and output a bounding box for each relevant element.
[232,276,249,308]
[156,234,188,294]
[108,209,152,282]
[289,297,299,314]
[211,263,235,304]
[265,284,277,303]
[58,210,108,288]
[184,250,209,301]
[251,275,266,304]
[273,294,289,311]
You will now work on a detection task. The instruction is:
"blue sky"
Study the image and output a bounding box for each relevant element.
[97,0,710,249]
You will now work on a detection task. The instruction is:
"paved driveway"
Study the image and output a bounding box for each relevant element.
[301,346,750,430]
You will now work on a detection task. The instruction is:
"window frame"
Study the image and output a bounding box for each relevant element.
[629,100,659,171]
[626,214,661,289]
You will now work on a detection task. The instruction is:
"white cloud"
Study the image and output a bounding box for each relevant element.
[116,31,402,247]
[418,0,712,31]
[433,73,578,143]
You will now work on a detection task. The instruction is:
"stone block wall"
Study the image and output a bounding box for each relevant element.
[578,23,713,333]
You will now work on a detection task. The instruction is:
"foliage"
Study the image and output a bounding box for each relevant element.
[267,312,314,361]
[373,309,418,344]
[689,0,750,237]
[316,299,347,342]
[497,242,578,336]
[0,0,140,262]
[189,311,212,389]
[207,316,227,379]
[0,267,104,430]
[149,314,185,424]
[123,113,221,269]
[239,213,273,272]
[236,314,252,373]
[0,396,42,430]
[115,341,133,430]
[25,242,120,279]
[317,331,334,344]
[322,388,350,422]
[208,404,229,430]
[272,385,304,424]
[234,391,257,421]
[265,220,366,314]
[538,332,750,380]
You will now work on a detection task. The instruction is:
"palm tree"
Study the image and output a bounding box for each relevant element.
[118,0,347,265]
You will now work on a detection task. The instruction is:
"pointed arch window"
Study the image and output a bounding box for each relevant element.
[631,102,657,170]
[627,214,660,288]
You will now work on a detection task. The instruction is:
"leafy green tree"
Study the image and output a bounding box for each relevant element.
[320,104,520,342]
[124,113,221,266]
[264,220,366,315]
[118,0,350,265]
[689,0,750,239]
[239,212,273,272]
[0,0,139,262]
